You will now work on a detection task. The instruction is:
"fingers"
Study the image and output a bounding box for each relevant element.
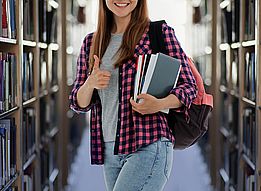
[102,70,111,77]
[137,94,149,100]
[93,55,100,70]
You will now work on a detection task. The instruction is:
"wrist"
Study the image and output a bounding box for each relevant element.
[84,77,95,90]
[158,94,182,110]
[157,98,168,111]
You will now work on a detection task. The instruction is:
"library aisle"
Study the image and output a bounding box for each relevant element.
[66,120,213,191]
[1,0,261,190]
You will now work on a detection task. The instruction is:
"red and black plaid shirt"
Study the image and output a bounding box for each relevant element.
[69,22,198,165]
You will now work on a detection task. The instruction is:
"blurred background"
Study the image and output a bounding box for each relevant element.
[0,0,260,191]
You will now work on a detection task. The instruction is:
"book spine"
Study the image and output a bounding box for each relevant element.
[251,53,255,101]
[28,52,34,98]
[6,0,11,38]
[0,128,3,187]
[4,54,9,111]
[22,53,27,101]
[0,0,2,37]
[2,129,6,185]
[13,55,17,106]
[6,122,10,181]
[9,0,16,39]
[8,55,12,109]
[2,0,8,37]
[0,53,3,113]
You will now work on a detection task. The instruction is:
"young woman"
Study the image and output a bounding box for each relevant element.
[69,0,197,190]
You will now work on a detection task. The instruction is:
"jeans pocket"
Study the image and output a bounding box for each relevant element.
[164,142,173,179]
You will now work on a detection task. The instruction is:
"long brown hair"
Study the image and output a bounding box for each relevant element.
[89,0,149,70]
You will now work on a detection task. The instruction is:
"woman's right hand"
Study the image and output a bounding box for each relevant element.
[88,55,111,90]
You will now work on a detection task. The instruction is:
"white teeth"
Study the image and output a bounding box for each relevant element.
[115,3,128,7]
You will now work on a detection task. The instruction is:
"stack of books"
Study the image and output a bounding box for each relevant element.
[134,53,181,113]
[0,0,16,39]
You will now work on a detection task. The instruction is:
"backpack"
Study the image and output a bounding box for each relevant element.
[149,20,214,149]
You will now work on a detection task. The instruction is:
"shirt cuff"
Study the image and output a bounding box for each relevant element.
[169,87,192,122]
[69,87,99,114]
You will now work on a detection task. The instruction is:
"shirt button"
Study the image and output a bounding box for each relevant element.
[118,118,120,121]
[117,134,119,137]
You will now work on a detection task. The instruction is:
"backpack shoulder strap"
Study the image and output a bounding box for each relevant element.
[149,20,168,55]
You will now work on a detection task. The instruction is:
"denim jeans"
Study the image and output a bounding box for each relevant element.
[103,137,174,191]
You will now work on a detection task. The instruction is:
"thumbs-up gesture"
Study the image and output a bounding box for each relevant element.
[89,55,111,90]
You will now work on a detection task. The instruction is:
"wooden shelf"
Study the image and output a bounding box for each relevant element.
[229,90,240,98]
[219,0,231,9]
[50,85,59,94]
[47,126,59,139]
[231,42,241,49]
[219,168,229,183]
[219,43,230,51]
[242,97,256,107]
[0,107,19,120]
[38,42,48,49]
[22,97,37,107]
[39,90,49,98]
[48,0,59,9]
[0,0,69,190]
[242,153,256,171]
[219,85,229,94]
[23,40,37,47]
[49,43,59,51]
[0,174,18,191]
[42,185,49,191]
[49,168,59,183]
[0,37,17,44]
[229,185,236,191]
[193,0,261,190]
[219,126,230,138]
[242,40,256,47]
[23,153,37,171]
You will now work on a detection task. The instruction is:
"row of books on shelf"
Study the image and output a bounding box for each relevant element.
[0,52,17,114]
[40,50,59,93]
[0,118,16,188]
[244,52,256,101]
[0,0,16,39]
[243,108,256,163]
[220,50,256,101]
[41,145,58,190]
[231,50,239,92]
[243,164,255,191]
[24,166,36,191]
[244,0,255,41]
[40,95,58,137]
[221,0,255,43]
[22,108,36,163]
[23,52,34,102]
[24,0,58,43]
[0,50,59,112]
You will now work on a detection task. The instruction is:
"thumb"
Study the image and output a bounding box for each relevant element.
[93,55,100,70]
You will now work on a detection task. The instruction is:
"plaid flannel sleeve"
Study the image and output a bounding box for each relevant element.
[69,33,99,113]
[162,23,198,116]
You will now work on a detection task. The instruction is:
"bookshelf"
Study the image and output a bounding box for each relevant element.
[0,0,66,190]
[192,0,261,190]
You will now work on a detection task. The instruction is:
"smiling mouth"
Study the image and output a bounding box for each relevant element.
[114,3,130,7]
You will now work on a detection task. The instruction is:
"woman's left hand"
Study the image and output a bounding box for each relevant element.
[130,94,162,115]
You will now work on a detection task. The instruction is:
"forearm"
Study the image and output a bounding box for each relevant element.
[158,94,182,111]
[76,77,95,108]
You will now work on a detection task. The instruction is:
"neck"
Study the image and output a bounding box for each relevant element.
[112,15,131,34]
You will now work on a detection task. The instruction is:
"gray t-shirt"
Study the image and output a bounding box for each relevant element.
[97,33,123,142]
